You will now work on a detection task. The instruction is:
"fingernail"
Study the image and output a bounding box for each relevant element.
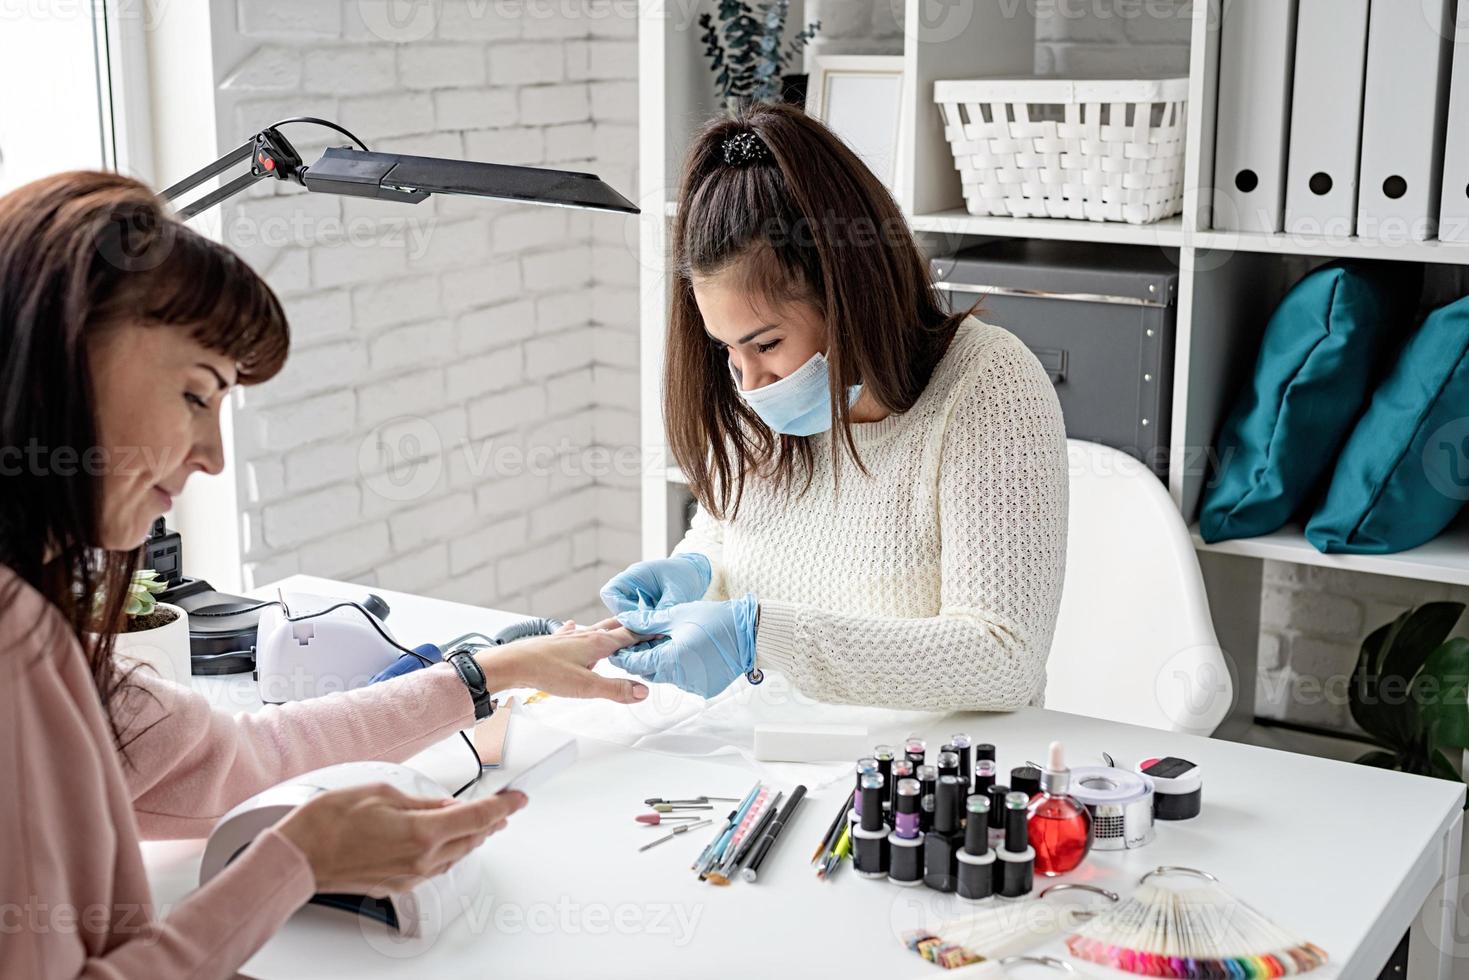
[633,683,649,700]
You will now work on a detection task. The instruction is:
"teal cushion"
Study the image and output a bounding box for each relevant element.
[1306,295,1469,554]
[1198,261,1419,543]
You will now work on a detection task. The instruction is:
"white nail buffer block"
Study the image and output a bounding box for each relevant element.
[754,723,871,762]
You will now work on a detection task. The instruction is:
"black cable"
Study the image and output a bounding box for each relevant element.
[285,602,487,796]
[238,599,487,796]
[264,116,371,151]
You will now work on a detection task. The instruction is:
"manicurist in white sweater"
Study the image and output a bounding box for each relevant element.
[601,101,1069,713]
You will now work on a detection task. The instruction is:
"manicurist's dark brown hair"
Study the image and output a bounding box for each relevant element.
[0,170,289,753]
[665,100,980,519]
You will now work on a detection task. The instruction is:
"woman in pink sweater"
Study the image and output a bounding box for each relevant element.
[0,171,648,979]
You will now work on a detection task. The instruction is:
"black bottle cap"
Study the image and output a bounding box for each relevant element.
[974,743,996,763]
[1010,765,1042,797]
[859,773,885,832]
[934,775,961,834]
[987,783,1009,829]
[964,795,990,854]
[896,777,921,814]
[974,759,996,796]
[1004,791,1029,852]
[889,759,914,811]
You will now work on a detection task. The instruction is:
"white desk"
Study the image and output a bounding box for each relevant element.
[141,575,1465,980]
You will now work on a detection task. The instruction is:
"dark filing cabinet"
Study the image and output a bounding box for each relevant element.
[930,239,1179,477]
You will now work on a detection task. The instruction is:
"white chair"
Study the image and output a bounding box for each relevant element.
[1045,439,1234,736]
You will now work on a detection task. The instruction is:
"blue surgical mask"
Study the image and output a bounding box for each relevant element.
[731,351,863,436]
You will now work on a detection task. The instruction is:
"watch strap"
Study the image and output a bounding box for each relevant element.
[447,648,496,721]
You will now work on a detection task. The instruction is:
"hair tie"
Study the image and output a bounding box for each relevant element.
[721,130,770,167]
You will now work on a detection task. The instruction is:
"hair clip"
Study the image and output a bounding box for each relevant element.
[721,130,770,166]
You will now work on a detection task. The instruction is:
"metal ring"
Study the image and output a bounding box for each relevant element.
[999,955,1076,975]
[1140,865,1218,884]
[1037,882,1120,903]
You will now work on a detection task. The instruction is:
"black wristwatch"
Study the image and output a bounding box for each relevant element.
[447,647,497,721]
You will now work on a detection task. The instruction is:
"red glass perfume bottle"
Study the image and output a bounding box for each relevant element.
[1027,740,1092,876]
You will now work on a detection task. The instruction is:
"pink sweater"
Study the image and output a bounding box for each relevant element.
[0,565,476,979]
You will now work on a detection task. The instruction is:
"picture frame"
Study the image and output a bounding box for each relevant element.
[804,55,907,197]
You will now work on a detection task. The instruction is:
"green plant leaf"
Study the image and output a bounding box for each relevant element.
[1427,746,1464,782]
[1419,637,1469,749]
[1385,601,1465,690]
[1350,610,1412,747]
[124,594,144,616]
[1354,749,1402,769]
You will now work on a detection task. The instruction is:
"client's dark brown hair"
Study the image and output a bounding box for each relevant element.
[665,100,981,519]
[0,170,289,753]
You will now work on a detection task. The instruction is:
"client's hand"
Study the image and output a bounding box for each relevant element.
[611,594,759,699]
[277,783,527,895]
[474,624,649,703]
[599,553,712,614]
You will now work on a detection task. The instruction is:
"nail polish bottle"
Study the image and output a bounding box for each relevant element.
[887,777,924,886]
[994,791,1035,898]
[889,758,915,815]
[873,745,897,817]
[956,794,995,901]
[1026,740,1093,877]
[949,733,973,792]
[923,775,963,892]
[851,757,878,827]
[936,750,960,788]
[917,764,938,833]
[904,736,927,769]
[986,782,1009,849]
[852,773,891,879]
[973,758,996,799]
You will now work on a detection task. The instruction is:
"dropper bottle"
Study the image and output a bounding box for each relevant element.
[1026,740,1092,876]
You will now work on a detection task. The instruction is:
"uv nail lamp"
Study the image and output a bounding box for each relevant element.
[200,761,478,941]
[255,595,402,703]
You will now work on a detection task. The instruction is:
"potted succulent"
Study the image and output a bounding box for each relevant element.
[1349,601,1469,804]
[110,568,192,684]
[699,0,820,114]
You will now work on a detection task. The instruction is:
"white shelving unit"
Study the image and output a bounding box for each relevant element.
[637,0,1469,721]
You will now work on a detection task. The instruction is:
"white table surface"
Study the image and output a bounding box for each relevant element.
[140,575,1467,980]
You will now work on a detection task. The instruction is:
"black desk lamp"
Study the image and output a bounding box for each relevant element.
[161,116,639,219]
[153,117,639,672]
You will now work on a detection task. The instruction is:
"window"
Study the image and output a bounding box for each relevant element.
[0,1,151,193]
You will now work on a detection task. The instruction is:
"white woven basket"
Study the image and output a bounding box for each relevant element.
[933,76,1189,225]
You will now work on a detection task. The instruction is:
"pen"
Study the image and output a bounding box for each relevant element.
[740,784,808,883]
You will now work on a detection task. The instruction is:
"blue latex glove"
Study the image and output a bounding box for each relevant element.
[610,594,760,698]
[600,552,712,614]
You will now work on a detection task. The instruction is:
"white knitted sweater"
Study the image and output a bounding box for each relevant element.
[674,316,1069,712]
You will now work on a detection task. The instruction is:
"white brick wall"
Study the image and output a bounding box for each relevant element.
[217,0,642,623]
[809,0,1452,739]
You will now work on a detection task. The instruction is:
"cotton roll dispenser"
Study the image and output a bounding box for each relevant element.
[1069,766,1155,850]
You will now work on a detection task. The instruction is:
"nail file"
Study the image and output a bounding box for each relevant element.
[753,722,871,763]
[491,739,578,795]
[472,696,514,768]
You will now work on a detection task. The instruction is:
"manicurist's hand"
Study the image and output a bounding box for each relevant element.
[612,594,759,699]
[277,783,527,894]
[473,622,650,703]
[599,553,712,614]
